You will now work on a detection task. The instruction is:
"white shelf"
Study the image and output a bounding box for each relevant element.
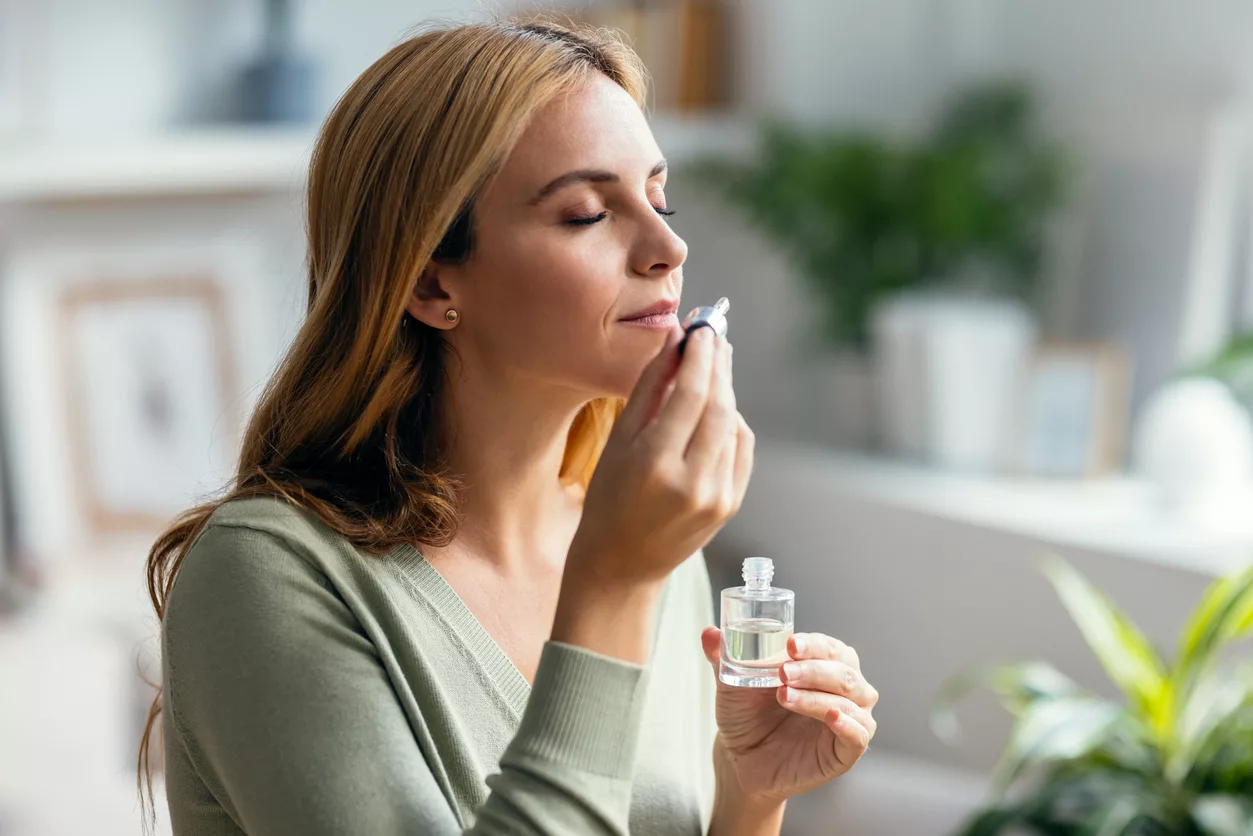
[0,113,753,203]
[754,440,1253,577]
[0,129,316,202]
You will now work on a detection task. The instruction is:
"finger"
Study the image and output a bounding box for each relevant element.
[781,659,879,709]
[828,706,874,771]
[710,346,740,489]
[700,627,721,673]
[684,338,737,467]
[790,633,860,670]
[777,687,877,753]
[730,412,755,510]
[615,325,684,438]
[641,326,717,452]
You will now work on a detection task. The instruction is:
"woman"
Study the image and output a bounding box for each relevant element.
[141,19,878,836]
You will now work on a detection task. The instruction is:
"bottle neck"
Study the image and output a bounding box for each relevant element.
[740,557,775,592]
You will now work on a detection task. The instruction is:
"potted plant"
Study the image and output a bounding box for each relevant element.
[692,82,1068,463]
[933,556,1253,834]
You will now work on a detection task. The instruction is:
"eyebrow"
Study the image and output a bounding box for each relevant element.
[528,160,668,205]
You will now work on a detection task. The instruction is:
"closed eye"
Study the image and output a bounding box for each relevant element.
[566,212,608,226]
[566,206,675,227]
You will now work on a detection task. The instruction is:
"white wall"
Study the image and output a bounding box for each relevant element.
[732,0,956,134]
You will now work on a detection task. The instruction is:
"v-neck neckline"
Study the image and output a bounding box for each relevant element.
[386,543,532,718]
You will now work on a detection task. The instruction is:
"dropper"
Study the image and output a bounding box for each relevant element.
[679,296,730,355]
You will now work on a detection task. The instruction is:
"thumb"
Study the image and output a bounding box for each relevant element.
[701,626,721,675]
[615,326,683,439]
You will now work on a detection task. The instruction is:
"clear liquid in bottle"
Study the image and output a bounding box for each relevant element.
[720,558,795,688]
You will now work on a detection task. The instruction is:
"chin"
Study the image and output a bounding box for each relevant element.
[570,340,665,402]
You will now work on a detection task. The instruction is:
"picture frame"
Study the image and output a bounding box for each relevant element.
[57,278,239,535]
[0,236,268,559]
[1012,342,1132,478]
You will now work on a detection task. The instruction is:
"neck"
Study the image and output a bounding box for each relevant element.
[429,357,591,572]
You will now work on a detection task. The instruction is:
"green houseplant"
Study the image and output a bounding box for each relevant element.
[933,557,1253,835]
[1195,333,1253,417]
[692,81,1068,351]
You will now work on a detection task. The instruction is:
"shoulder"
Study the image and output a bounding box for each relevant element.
[168,497,329,605]
[203,495,334,554]
[163,498,378,717]
[164,497,362,660]
[160,501,393,798]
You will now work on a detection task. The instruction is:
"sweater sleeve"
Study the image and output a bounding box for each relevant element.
[162,523,648,836]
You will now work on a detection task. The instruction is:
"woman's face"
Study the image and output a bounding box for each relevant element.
[432,73,688,400]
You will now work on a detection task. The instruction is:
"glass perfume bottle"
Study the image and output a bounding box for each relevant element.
[720,557,795,688]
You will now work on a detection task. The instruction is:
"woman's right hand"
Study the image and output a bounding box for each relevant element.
[553,324,752,662]
[566,324,754,591]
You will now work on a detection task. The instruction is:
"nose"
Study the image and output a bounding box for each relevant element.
[630,208,688,279]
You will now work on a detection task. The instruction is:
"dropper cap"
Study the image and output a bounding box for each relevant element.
[742,556,774,591]
[679,296,730,354]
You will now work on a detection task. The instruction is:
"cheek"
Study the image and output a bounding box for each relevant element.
[475,238,620,359]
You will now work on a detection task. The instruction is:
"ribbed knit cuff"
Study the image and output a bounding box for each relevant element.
[505,641,649,779]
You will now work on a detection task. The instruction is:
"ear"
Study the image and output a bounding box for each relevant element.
[404,264,459,330]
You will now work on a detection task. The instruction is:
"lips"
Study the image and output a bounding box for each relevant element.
[620,299,680,321]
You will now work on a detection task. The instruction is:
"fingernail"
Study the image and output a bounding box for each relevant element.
[781,686,795,705]
[828,709,841,728]
[793,636,806,656]
[782,662,800,682]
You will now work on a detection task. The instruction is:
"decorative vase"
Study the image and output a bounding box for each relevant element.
[1133,376,1253,525]
[237,0,318,124]
[873,293,1038,472]
[239,52,318,124]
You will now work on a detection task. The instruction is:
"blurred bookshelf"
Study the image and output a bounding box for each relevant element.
[0,114,754,203]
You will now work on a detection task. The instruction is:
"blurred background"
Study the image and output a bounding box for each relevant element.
[3,1,1253,834]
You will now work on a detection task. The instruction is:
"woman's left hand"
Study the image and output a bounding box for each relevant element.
[701,628,878,805]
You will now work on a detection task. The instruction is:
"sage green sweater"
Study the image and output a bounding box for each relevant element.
[161,497,718,835]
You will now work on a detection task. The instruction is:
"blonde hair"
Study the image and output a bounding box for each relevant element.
[139,17,646,826]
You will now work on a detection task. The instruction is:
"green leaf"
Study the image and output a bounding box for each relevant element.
[1192,794,1253,836]
[1020,768,1153,832]
[1170,663,1253,786]
[993,697,1123,789]
[933,661,1085,744]
[1042,557,1169,727]
[954,805,1027,836]
[1176,562,1253,697]
[1077,797,1141,836]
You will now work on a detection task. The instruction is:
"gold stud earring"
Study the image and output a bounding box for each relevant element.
[445,309,459,325]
